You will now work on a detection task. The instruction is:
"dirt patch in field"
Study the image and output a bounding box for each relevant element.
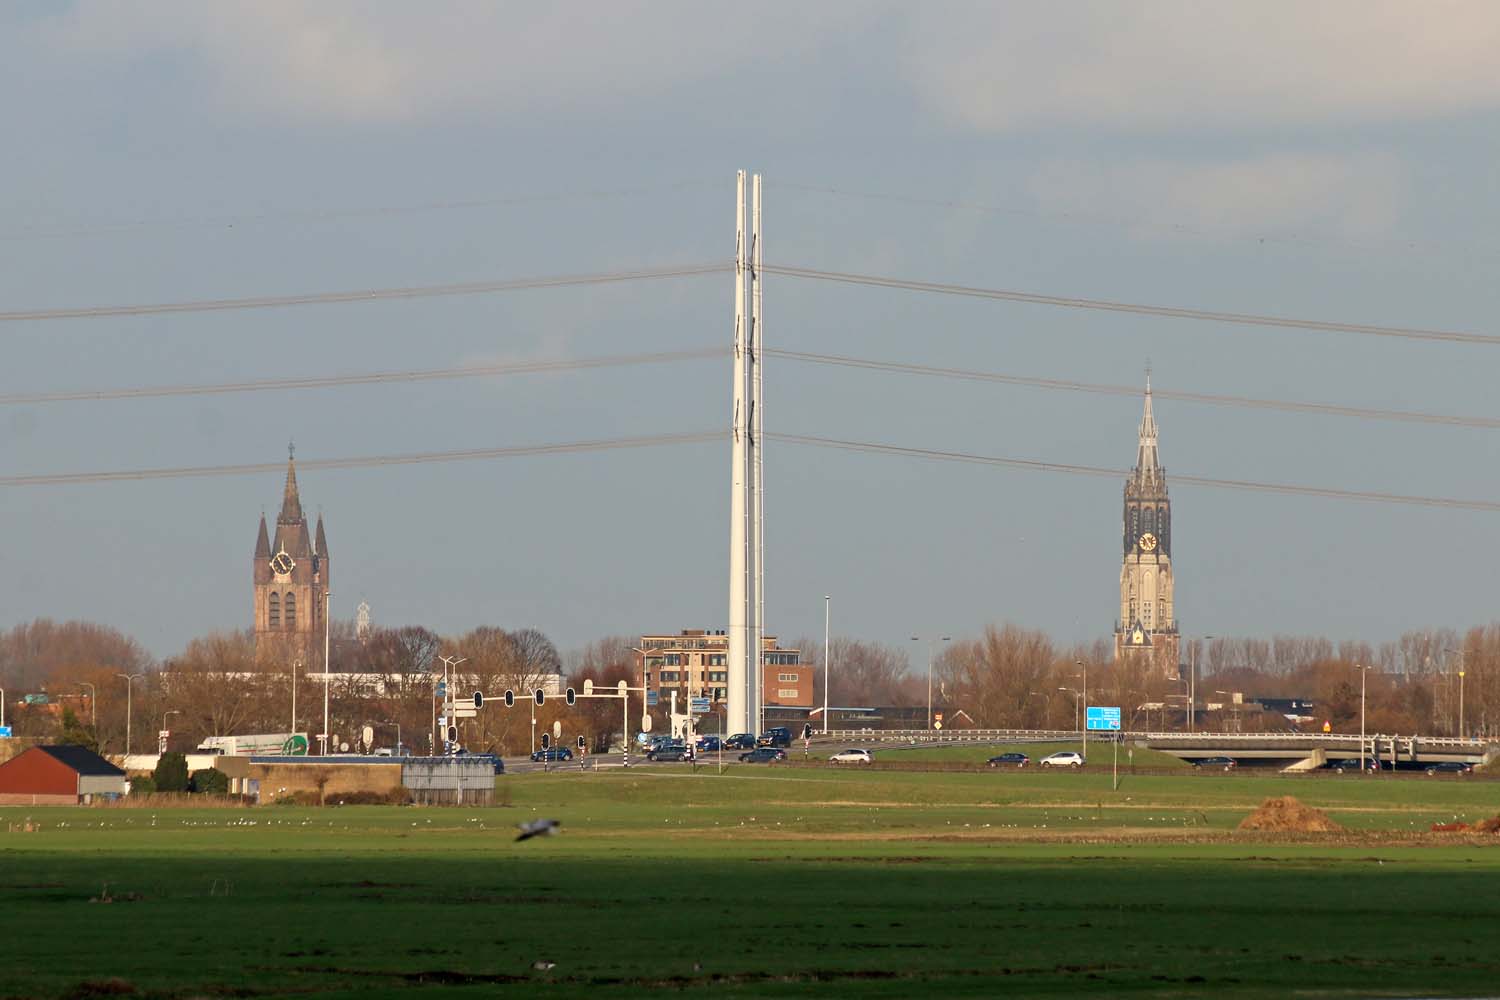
[1238,796,1344,834]
[1430,815,1500,833]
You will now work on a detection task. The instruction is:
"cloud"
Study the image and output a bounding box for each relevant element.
[34,1,862,124]
[900,1,1500,133]
[1027,153,1405,240]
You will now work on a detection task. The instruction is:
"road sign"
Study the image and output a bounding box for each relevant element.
[552,720,562,741]
[641,714,653,731]
[0,727,11,738]
[690,697,711,715]
[646,691,659,707]
[452,707,477,718]
[1086,706,1122,731]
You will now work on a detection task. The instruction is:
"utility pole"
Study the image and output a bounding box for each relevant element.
[322,589,332,754]
[750,172,765,739]
[822,595,831,735]
[727,170,749,738]
[78,682,97,728]
[1077,659,1088,757]
[116,673,142,756]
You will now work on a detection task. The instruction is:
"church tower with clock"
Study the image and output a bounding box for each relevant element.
[1115,379,1179,676]
[253,447,329,666]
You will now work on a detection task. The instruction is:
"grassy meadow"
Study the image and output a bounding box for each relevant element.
[3,765,1500,998]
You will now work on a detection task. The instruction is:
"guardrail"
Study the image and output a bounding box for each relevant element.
[817,728,1494,752]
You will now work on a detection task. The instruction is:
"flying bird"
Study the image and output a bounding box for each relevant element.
[515,818,561,842]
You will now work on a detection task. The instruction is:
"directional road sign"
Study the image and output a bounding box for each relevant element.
[646,691,659,707]
[1086,706,1122,731]
[690,697,711,715]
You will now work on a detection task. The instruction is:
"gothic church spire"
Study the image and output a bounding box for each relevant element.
[278,442,304,524]
[1135,374,1161,480]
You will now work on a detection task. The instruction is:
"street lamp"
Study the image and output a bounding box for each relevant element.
[78,681,97,728]
[910,634,951,732]
[1355,663,1370,770]
[1215,690,1241,734]
[290,659,301,735]
[1446,648,1465,739]
[1027,690,1052,728]
[0,685,5,730]
[1059,687,1081,731]
[437,655,467,752]
[115,673,143,755]
[822,595,831,735]
[1190,635,1212,734]
[322,589,332,755]
[1075,659,1087,756]
[160,709,180,753]
[381,720,402,755]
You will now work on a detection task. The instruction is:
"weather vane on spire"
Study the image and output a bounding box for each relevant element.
[288,439,295,461]
[1145,359,1152,392]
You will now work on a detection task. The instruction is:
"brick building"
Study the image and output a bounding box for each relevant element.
[254,447,330,667]
[639,629,812,711]
[0,745,127,805]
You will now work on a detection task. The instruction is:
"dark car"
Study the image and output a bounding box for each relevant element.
[738,747,787,763]
[987,752,1029,768]
[1193,756,1237,771]
[758,727,793,748]
[459,751,505,774]
[529,747,574,762]
[724,733,757,750]
[1329,757,1380,773]
[647,743,690,762]
[1425,761,1474,775]
[695,736,722,753]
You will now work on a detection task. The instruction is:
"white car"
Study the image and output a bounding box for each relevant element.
[829,748,873,765]
[1039,751,1086,768]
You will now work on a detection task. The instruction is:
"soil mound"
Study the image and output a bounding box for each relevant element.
[1434,815,1500,833]
[1238,796,1344,833]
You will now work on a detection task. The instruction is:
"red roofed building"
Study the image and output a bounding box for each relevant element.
[0,746,128,805]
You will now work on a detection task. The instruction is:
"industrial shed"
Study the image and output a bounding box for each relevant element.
[0,746,128,805]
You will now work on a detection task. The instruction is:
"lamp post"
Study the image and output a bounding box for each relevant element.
[115,673,142,755]
[1215,690,1241,733]
[1446,648,1465,739]
[0,685,5,729]
[1059,687,1081,731]
[1027,690,1052,728]
[382,720,402,755]
[910,634,951,732]
[160,709,180,753]
[822,595,831,735]
[78,681,97,728]
[322,589,332,755]
[290,659,301,735]
[1356,663,1370,771]
[1190,635,1212,733]
[1076,659,1087,756]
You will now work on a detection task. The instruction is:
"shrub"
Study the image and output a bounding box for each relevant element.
[128,775,156,796]
[153,752,189,793]
[189,768,229,795]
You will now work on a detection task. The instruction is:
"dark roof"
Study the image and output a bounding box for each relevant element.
[37,745,126,777]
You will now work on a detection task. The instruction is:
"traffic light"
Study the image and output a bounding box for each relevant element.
[565,686,576,706]
[577,735,586,750]
[503,689,515,708]
[802,722,813,739]
[534,688,545,707]
[446,725,457,743]
[540,733,550,749]
[473,691,484,709]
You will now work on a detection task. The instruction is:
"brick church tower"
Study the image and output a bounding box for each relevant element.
[254,447,329,666]
[1114,378,1179,677]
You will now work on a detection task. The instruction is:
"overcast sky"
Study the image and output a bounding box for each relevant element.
[3,2,1499,662]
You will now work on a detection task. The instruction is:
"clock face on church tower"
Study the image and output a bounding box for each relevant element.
[270,550,295,575]
[1138,532,1158,552]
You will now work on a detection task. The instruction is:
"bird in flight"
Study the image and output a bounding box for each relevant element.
[516,818,561,842]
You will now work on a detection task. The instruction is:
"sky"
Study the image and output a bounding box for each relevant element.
[2,2,1499,663]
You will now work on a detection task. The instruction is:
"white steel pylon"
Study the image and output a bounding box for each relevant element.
[726,171,764,737]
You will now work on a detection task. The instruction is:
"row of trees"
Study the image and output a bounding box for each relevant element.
[3,619,1498,752]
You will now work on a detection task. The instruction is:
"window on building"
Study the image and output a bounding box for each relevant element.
[1142,604,1152,626]
[269,592,280,627]
[778,672,798,682]
[1158,599,1165,625]
[660,671,678,682]
[777,688,799,698]
[285,592,296,628]
[1128,599,1136,622]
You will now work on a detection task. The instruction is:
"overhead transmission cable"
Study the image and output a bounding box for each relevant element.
[770,433,1500,514]
[0,432,720,488]
[764,264,1500,347]
[0,262,728,323]
[768,349,1500,430]
[0,348,724,406]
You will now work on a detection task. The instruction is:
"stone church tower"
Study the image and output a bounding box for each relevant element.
[254,448,329,666]
[1115,379,1179,676]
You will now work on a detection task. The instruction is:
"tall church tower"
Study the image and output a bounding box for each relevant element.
[254,447,329,667]
[1115,378,1179,676]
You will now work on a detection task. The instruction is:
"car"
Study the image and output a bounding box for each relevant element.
[1425,761,1474,775]
[695,736,723,753]
[459,751,506,774]
[646,735,676,753]
[724,733,757,750]
[829,748,872,765]
[1039,752,1085,768]
[758,727,792,748]
[529,747,574,762]
[647,743,690,762]
[1193,756,1237,771]
[1329,757,1381,773]
[987,752,1030,768]
[738,747,787,763]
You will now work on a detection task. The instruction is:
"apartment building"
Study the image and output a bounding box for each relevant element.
[639,629,812,710]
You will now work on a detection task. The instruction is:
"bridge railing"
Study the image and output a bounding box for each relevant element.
[818,728,1493,752]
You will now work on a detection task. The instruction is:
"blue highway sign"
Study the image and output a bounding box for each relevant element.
[1086,706,1122,731]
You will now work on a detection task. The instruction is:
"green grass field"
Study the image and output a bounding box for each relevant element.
[5,767,1500,998]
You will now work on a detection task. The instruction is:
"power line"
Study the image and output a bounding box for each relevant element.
[0,180,714,242]
[0,262,728,324]
[0,348,726,406]
[771,432,1500,513]
[0,432,720,488]
[769,349,1500,430]
[764,264,1500,348]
